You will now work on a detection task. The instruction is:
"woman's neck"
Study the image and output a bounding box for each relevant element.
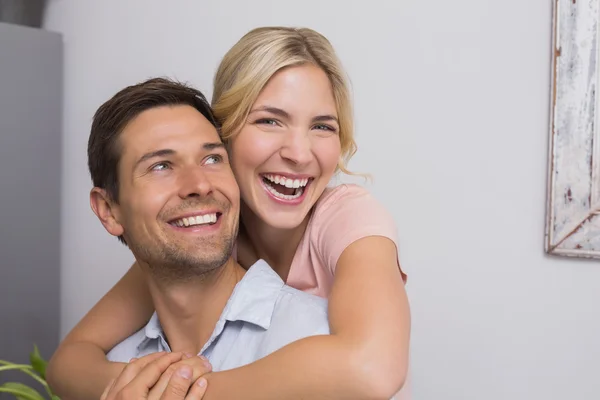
[240,203,311,282]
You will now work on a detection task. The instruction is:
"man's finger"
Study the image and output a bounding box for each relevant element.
[120,352,186,396]
[184,377,208,400]
[108,351,169,398]
[149,356,212,400]
[159,365,194,400]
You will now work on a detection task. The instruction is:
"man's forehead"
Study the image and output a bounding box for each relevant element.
[120,106,222,157]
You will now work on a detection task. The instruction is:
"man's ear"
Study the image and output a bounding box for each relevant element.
[90,187,125,238]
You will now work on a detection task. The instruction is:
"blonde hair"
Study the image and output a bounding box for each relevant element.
[212,26,357,174]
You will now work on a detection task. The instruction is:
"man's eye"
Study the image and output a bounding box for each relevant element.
[204,155,223,165]
[150,162,170,171]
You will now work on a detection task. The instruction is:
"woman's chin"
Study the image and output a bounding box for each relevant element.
[263,213,307,231]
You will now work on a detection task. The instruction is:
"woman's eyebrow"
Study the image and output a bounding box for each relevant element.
[249,105,290,119]
[312,115,339,124]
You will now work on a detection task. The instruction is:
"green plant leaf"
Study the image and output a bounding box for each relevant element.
[0,360,53,398]
[0,364,32,373]
[51,396,60,400]
[29,345,46,380]
[0,382,45,400]
[0,360,17,366]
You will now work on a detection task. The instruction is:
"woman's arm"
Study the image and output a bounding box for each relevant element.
[202,235,410,400]
[46,262,155,400]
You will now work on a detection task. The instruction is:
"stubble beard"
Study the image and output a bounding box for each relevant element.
[130,220,239,285]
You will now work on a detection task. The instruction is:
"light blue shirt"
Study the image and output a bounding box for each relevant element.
[107,260,330,371]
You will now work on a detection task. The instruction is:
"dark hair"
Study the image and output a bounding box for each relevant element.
[87,77,218,203]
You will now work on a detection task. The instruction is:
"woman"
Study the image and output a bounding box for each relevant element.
[47,26,411,399]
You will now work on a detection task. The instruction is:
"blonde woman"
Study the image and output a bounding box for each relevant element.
[47,26,411,400]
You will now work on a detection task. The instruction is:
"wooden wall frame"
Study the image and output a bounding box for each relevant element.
[546,0,600,258]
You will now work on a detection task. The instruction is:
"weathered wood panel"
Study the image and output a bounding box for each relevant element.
[546,0,600,257]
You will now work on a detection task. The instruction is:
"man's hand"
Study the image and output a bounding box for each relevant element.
[147,353,212,400]
[100,352,211,400]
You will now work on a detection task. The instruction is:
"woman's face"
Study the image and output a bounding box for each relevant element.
[229,64,342,230]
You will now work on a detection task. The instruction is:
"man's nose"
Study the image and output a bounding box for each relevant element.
[177,166,213,199]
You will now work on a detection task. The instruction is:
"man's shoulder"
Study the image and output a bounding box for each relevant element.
[240,260,328,331]
[278,284,328,312]
[240,283,329,360]
[271,284,329,333]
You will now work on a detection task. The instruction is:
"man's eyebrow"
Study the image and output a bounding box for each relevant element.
[249,106,291,119]
[135,149,175,168]
[203,142,226,151]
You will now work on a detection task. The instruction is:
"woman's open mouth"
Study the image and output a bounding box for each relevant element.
[260,173,312,201]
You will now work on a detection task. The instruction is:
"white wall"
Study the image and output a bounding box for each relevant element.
[43,0,600,399]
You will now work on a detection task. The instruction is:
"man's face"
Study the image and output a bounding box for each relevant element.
[110,105,239,280]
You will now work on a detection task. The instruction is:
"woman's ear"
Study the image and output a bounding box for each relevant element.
[90,188,124,238]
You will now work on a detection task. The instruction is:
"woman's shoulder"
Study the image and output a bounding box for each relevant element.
[315,183,376,213]
[313,184,391,223]
[310,183,396,237]
[306,183,404,280]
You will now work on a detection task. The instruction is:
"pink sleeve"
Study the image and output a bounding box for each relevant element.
[314,184,406,281]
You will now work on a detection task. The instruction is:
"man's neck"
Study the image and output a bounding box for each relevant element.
[144,257,246,355]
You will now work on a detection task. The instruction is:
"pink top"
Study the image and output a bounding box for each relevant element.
[286,183,407,296]
[285,184,411,399]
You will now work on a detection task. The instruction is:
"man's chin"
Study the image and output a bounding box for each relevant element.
[152,248,233,279]
[144,256,223,284]
[128,235,235,281]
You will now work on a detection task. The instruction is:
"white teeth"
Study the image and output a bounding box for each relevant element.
[263,174,309,188]
[262,174,311,200]
[172,213,217,228]
[264,182,304,200]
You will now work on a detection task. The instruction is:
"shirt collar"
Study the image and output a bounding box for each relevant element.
[137,260,284,352]
[221,259,285,329]
[137,312,166,352]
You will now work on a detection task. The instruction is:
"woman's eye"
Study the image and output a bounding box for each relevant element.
[205,154,223,165]
[256,118,279,126]
[314,124,337,133]
[151,162,170,171]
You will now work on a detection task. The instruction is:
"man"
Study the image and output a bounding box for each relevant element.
[87,78,329,399]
